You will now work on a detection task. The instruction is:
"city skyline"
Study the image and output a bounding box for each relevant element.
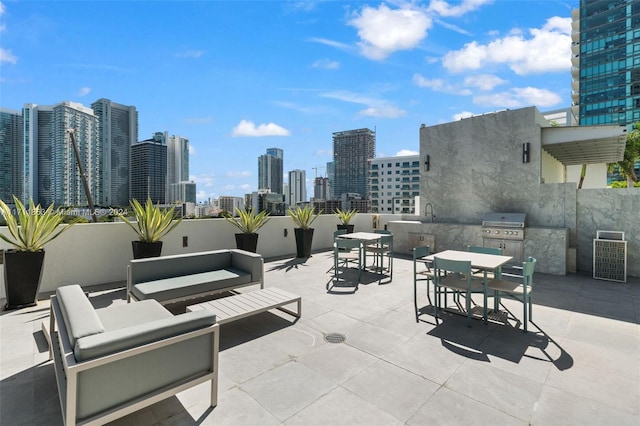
[0,1,578,201]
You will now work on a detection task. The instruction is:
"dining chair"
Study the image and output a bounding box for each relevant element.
[467,245,503,280]
[413,245,434,322]
[433,257,485,327]
[366,231,393,283]
[333,238,362,284]
[486,257,536,332]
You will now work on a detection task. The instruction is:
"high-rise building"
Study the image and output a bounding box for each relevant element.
[258,147,283,195]
[22,102,100,207]
[130,135,167,204]
[313,177,329,200]
[91,98,138,206]
[0,108,24,202]
[326,161,335,199]
[167,134,189,191]
[571,1,640,127]
[332,128,375,200]
[369,155,420,214]
[288,169,306,206]
[169,181,196,204]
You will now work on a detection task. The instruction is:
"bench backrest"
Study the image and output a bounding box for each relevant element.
[129,250,233,284]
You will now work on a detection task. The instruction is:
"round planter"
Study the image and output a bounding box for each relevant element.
[132,241,163,259]
[235,233,259,253]
[337,224,355,233]
[3,249,45,310]
[294,228,314,258]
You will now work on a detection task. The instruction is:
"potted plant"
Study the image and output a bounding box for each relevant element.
[118,198,183,259]
[288,206,322,258]
[334,208,357,233]
[0,196,76,310]
[223,208,270,253]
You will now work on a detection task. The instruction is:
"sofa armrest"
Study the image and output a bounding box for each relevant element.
[230,249,264,286]
[74,310,216,361]
[56,285,105,346]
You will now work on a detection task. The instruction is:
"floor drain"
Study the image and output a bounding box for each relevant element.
[324,332,346,344]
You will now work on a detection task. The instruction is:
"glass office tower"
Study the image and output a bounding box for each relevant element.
[572,0,640,126]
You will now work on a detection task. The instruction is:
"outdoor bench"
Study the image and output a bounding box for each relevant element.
[127,249,264,306]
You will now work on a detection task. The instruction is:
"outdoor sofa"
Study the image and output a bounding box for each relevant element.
[48,284,219,426]
[127,249,264,305]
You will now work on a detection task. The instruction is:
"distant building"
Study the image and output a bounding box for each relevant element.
[22,102,100,207]
[169,181,196,204]
[288,169,306,206]
[248,189,285,215]
[258,148,283,195]
[313,176,329,200]
[91,98,138,206]
[167,134,190,201]
[130,135,167,204]
[326,161,334,199]
[572,1,640,127]
[369,155,420,214]
[219,196,244,215]
[332,128,375,200]
[0,108,23,203]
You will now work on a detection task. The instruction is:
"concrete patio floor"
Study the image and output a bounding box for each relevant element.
[1,250,639,425]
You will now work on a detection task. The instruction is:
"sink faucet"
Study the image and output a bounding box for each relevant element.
[424,203,435,222]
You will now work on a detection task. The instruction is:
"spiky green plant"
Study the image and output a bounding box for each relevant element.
[118,198,183,243]
[224,208,270,234]
[0,195,75,252]
[288,206,322,230]
[334,208,357,225]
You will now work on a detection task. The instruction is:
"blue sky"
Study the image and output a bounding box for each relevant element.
[0,0,578,202]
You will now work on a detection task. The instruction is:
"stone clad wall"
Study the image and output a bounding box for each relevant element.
[576,188,640,278]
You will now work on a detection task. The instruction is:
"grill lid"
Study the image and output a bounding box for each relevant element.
[482,212,527,228]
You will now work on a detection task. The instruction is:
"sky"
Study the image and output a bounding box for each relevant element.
[0,0,579,202]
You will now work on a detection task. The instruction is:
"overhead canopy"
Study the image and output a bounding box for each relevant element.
[541,125,627,166]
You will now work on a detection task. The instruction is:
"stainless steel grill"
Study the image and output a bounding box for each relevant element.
[481,212,527,265]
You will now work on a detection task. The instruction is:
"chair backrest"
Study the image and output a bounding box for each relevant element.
[379,235,393,247]
[413,245,430,260]
[334,229,347,238]
[522,257,536,287]
[467,245,503,255]
[374,229,391,235]
[434,257,472,284]
[335,238,361,251]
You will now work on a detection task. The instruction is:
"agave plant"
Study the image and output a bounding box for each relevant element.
[118,198,183,243]
[334,208,357,225]
[224,208,270,234]
[0,195,75,252]
[288,206,322,230]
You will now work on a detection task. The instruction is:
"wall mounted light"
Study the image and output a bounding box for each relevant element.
[424,154,430,171]
[522,143,530,163]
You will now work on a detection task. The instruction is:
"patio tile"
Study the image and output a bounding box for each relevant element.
[283,386,402,426]
[407,387,526,426]
[342,321,409,358]
[532,384,640,426]
[444,361,544,422]
[297,340,378,384]
[240,361,337,421]
[342,359,439,422]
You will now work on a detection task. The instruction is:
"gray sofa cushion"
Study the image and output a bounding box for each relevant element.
[96,299,172,332]
[131,268,252,302]
[56,285,105,346]
[74,309,217,361]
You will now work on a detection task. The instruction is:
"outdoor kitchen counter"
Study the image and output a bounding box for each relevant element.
[388,221,568,275]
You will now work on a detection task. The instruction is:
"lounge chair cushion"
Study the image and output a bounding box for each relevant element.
[56,285,105,346]
[74,309,216,361]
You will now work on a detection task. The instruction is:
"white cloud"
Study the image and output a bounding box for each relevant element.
[442,16,572,75]
[464,74,507,91]
[396,149,419,156]
[349,4,432,60]
[412,74,472,95]
[311,58,339,69]
[226,171,252,178]
[359,106,406,118]
[0,48,17,64]
[321,90,406,119]
[308,37,351,51]
[231,120,291,137]
[77,87,91,96]
[0,2,5,15]
[188,144,196,155]
[473,86,562,108]
[428,0,494,17]
[190,173,216,188]
[453,111,476,120]
[176,50,204,58]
